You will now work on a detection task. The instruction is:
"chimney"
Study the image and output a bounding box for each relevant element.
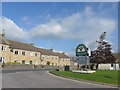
[30,42,34,46]
[0,34,5,37]
[50,49,53,51]
[62,52,65,54]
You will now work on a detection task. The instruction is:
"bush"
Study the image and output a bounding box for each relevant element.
[46,61,50,65]
[7,62,21,64]
[55,69,59,71]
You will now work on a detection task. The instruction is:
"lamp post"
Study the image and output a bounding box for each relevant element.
[58,58,60,70]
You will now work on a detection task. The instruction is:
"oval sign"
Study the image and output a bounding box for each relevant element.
[76,44,88,56]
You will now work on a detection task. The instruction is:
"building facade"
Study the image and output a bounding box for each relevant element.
[0,34,71,66]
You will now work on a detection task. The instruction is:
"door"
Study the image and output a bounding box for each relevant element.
[35,60,38,65]
[64,66,70,71]
[22,60,25,64]
[30,61,32,64]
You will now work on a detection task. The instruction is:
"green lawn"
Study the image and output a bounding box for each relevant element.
[51,70,119,85]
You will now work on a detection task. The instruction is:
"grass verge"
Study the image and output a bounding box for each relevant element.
[51,70,119,85]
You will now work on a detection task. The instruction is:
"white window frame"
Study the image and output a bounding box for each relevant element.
[42,55,45,59]
[30,52,34,56]
[14,50,19,55]
[22,51,26,56]
[47,56,49,59]
[1,46,6,51]
[52,57,54,59]
[14,60,19,62]
[0,57,5,63]
[35,53,38,56]
[42,56,45,59]
[56,57,58,60]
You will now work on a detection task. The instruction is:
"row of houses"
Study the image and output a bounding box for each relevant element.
[0,34,71,66]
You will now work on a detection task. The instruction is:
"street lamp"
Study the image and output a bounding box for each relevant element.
[57,58,60,71]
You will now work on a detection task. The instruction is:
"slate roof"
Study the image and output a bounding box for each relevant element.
[54,52,69,58]
[0,34,70,58]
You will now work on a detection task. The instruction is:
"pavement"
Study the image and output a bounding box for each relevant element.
[1,69,119,88]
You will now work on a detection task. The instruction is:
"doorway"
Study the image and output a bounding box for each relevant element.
[30,61,32,64]
[22,60,25,64]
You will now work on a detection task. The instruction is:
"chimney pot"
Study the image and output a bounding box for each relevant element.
[30,42,34,46]
[50,49,53,51]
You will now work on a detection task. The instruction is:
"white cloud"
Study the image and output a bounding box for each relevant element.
[21,16,32,25]
[0,17,29,41]
[30,20,66,39]
[30,6,117,51]
[0,6,117,53]
[66,51,75,57]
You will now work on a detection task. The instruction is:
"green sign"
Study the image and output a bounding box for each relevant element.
[76,44,88,56]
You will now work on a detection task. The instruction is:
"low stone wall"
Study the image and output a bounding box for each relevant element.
[3,63,34,70]
[2,64,79,71]
[35,65,59,70]
[2,63,65,70]
[69,65,79,70]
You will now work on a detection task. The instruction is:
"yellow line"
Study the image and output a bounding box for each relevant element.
[47,71,117,88]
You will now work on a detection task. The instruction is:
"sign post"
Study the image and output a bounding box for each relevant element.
[76,44,90,70]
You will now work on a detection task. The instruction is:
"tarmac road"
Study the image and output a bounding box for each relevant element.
[2,69,116,88]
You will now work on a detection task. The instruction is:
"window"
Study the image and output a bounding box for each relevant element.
[15,51,18,55]
[35,53,38,56]
[35,60,38,65]
[52,63,54,66]
[42,56,45,59]
[30,52,34,56]
[22,51,26,56]
[47,56,49,59]
[1,46,6,51]
[14,60,18,62]
[0,57,2,62]
[52,57,54,59]
[42,55,45,59]
[0,57,4,62]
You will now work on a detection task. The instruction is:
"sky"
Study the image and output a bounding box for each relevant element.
[0,2,118,56]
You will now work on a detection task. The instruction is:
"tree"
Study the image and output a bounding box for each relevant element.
[90,32,116,69]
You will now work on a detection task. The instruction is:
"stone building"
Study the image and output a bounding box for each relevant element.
[0,34,70,66]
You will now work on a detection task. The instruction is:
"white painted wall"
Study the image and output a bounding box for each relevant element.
[74,62,78,66]
[98,63,120,70]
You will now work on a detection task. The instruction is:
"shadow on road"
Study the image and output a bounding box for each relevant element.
[2,69,51,73]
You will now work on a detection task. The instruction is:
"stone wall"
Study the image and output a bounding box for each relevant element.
[2,63,65,70]
[69,65,79,70]
[1,63,80,71]
[3,63,34,70]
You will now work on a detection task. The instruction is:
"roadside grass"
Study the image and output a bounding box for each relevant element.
[51,70,119,85]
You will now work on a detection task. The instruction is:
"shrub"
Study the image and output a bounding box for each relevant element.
[7,62,21,64]
[46,61,50,65]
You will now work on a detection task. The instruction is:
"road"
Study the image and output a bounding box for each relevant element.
[2,69,115,88]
